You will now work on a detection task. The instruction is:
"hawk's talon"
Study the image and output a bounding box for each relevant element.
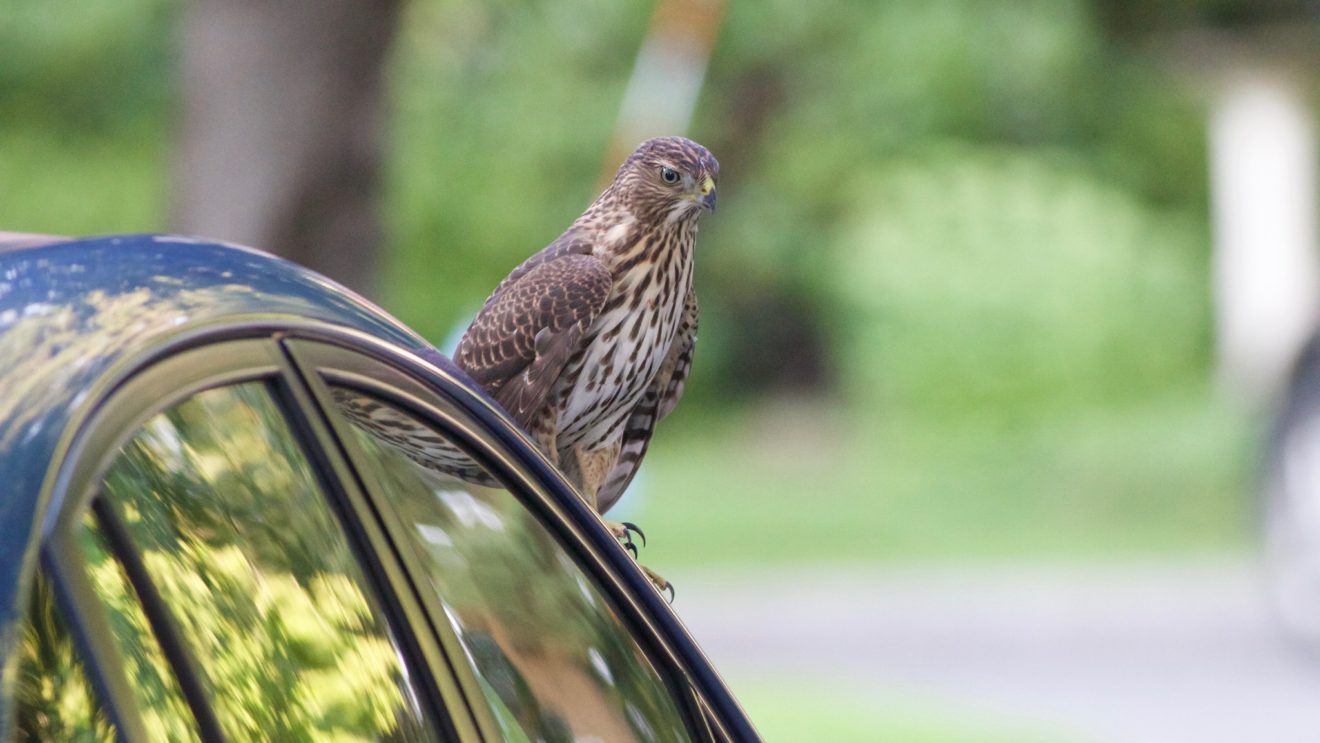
[604,520,671,600]
[605,519,644,554]
[621,521,646,547]
[636,564,673,603]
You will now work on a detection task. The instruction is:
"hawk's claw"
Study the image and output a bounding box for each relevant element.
[621,521,646,547]
[639,565,674,604]
[606,520,645,554]
[603,519,670,600]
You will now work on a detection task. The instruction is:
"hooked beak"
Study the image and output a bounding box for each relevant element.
[699,175,717,212]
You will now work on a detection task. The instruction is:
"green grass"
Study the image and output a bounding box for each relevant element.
[732,677,1072,742]
[629,389,1255,569]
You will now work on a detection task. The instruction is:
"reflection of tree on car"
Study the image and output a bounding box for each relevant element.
[80,385,422,740]
[16,575,116,742]
[464,630,573,743]
[329,387,689,742]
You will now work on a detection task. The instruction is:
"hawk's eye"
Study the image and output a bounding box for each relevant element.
[660,167,680,185]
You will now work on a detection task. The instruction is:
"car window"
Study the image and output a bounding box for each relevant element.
[12,569,120,743]
[326,384,693,743]
[88,382,435,741]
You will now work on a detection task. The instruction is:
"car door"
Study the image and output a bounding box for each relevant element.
[11,328,748,742]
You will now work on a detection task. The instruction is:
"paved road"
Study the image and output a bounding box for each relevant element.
[670,559,1320,742]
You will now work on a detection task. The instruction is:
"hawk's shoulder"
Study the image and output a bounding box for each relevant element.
[492,226,598,298]
[454,233,612,427]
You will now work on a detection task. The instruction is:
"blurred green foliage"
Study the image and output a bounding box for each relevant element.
[0,0,1251,565]
[643,392,1246,569]
[0,1,173,132]
[98,384,427,740]
[15,575,118,742]
[838,145,1207,417]
[0,0,172,234]
[686,0,1210,403]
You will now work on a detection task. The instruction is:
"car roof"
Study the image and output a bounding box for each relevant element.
[0,234,475,629]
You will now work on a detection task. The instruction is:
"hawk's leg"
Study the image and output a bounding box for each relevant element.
[571,443,620,513]
[533,420,559,467]
[572,444,672,599]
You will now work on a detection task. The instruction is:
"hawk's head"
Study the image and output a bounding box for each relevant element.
[612,136,719,224]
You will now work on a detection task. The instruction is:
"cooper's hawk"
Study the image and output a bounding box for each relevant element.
[454,136,717,588]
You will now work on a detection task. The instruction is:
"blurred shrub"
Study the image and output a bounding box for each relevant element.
[836,144,1208,418]
[682,0,1208,408]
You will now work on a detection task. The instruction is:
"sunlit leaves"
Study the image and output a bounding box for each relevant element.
[92,384,428,740]
[13,575,117,743]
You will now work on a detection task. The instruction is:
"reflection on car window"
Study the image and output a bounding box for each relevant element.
[93,383,434,741]
[328,385,691,743]
[13,569,119,742]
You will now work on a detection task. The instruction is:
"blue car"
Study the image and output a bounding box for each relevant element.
[0,233,758,742]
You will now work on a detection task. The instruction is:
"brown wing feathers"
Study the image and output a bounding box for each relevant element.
[454,253,611,428]
[494,323,582,425]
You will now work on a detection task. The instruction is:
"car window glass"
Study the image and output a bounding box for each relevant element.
[12,568,120,743]
[326,384,692,743]
[91,382,434,742]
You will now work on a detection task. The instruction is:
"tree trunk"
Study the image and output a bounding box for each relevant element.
[171,0,402,296]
